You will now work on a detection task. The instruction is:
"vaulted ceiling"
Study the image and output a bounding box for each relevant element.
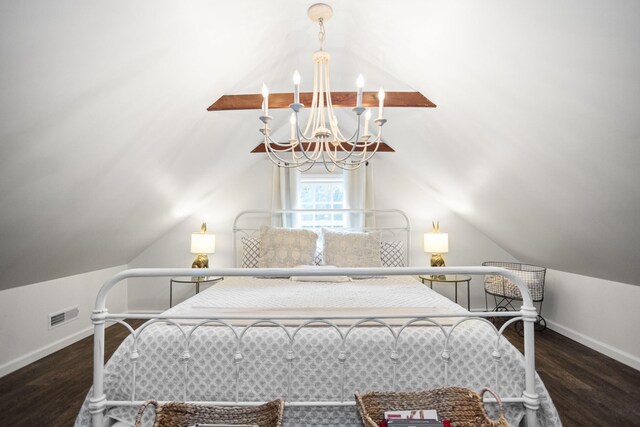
[1,0,639,291]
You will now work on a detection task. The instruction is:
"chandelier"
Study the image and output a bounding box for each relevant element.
[259,3,386,172]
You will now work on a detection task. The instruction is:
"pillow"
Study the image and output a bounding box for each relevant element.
[290,265,352,282]
[322,229,382,268]
[380,240,405,267]
[258,226,318,268]
[242,236,323,268]
[241,236,261,268]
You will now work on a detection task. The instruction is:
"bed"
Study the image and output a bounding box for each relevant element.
[75,209,561,427]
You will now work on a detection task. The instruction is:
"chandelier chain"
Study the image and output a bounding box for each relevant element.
[318,18,326,50]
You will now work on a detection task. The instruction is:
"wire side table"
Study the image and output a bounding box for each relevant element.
[170,276,223,307]
[419,274,472,310]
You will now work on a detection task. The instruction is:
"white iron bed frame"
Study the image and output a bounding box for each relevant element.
[88,210,541,427]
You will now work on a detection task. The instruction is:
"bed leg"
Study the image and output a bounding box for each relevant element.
[522,306,540,427]
[90,310,108,427]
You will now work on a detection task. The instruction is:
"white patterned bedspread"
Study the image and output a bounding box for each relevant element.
[75,276,561,427]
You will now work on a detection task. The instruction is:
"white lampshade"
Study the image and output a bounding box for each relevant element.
[191,233,216,254]
[424,232,449,254]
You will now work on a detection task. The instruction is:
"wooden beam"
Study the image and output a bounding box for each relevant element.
[251,142,395,153]
[208,91,436,111]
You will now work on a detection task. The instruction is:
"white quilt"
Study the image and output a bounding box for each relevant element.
[75,276,561,427]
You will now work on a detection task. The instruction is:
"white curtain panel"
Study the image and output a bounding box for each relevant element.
[271,165,300,227]
[344,161,376,229]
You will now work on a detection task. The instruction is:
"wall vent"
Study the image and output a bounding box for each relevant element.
[48,306,79,329]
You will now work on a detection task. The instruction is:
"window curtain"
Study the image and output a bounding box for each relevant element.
[271,165,300,227]
[344,161,376,230]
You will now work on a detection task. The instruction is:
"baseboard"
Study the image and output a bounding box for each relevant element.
[470,308,640,372]
[0,310,168,378]
[546,319,640,371]
[0,325,96,378]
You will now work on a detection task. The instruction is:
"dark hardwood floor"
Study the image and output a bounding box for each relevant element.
[1,322,638,426]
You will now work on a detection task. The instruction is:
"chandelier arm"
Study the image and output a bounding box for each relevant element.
[327,140,360,163]
[318,63,326,132]
[321,143,339,173]
[264,143,305,168]
[264,136,325,169]
[328,145,377,168]
[349,132,383,149]
[327,114,364,163]
[263,135,320,167]
[312,62,322,135]
[323,61,341,140]
[349,137,382,164]
[341,125,361,144]
[263,136,319,165]
[263,133,298,152]
[323,60,361,144]
[323,63,353,143]
[324,149,367,171]
[325,143,360,164]
[290,110,323,162]
[266,153,309,169]
[302,140,322,161]
[289,130,323,163]
[317,116,370,171]
[293,112,314,142]
[303,61,320,137]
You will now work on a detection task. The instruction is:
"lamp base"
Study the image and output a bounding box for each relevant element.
[430,253,446,268]
[192,254,209,269]
[430,254,446,280]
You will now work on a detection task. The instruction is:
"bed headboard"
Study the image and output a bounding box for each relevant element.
[232,209,411,267]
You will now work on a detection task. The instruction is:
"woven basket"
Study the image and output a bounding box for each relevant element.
[134,399,284,427]
[355,387,508,427]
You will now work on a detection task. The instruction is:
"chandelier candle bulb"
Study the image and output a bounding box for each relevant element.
[261,83,269,115]
[356,74,364,107]
[364,109,371,136]
[293,70,301,104]
[378,87,385,119]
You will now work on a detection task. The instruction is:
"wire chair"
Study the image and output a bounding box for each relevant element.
[483,261,547,334]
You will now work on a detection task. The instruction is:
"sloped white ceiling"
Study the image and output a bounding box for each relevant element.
[0,0,638,290]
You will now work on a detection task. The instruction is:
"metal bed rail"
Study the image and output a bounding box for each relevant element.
[90,266,540,427]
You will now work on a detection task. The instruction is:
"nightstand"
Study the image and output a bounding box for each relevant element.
[170,276,223,308]
[420,274,471,310]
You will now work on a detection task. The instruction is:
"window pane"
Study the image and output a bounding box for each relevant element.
[297,174,346,229]
[332,187,343,202]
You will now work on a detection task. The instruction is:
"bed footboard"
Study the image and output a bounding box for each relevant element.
[89,266,541,427]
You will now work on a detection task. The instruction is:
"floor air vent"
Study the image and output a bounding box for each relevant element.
[49,306,79,329]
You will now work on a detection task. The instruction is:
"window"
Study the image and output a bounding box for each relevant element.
[297,173,345,229]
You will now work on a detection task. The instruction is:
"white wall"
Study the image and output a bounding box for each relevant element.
[373,157,519,310]
[128,157,517,313]
[544,269,640,370]
[0,265,128,377]
[127,160,273,311]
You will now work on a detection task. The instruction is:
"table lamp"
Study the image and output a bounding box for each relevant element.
[191,223,216,269]
[424,221,449,267]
